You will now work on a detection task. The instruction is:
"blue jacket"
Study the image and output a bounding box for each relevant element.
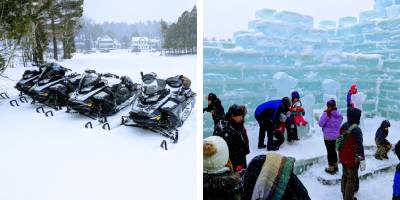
[394,164,400,198]
[347,91,353,108]
[255,99,282,121]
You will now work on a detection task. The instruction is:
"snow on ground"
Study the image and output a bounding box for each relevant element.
[223,114,399,199]
[300,167,394,200]
[245,116,400,160]
[0,50,197,200]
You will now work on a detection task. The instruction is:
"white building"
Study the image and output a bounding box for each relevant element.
[149,39,162,51]
[97,35,116,50]
[131,37,150,51]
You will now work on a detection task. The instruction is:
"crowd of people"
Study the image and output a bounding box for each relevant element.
[203,84,400,200]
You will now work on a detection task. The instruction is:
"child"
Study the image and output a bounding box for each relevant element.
[375,120,392,160]
[347,84,358,108]
[291,91,308,126]
[203,93,225,127]
[393,141,400,200]
[318,99,343,174]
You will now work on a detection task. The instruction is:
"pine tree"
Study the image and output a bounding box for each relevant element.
[58,0,83,59]
[160,5,197,55]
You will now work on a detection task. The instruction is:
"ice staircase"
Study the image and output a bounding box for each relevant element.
[293,145,398,185]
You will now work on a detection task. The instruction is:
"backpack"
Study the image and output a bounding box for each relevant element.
[336,124,358,151]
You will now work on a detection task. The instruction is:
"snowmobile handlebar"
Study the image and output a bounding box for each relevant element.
[100,73,119,79]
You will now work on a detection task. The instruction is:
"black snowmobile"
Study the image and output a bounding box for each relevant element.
[28,63,78,108]
[121,72,196,143]
[15,63,50,95]
[67,70,139,121]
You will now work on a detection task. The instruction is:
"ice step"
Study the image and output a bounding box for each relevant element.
[316,154,397,185]
[294,145,379,175]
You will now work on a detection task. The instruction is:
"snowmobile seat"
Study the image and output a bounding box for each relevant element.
[166,75,183,88]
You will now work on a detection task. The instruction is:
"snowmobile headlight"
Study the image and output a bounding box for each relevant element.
[42,92,49,97]
[87,103,93,107]
[154,115,161,121]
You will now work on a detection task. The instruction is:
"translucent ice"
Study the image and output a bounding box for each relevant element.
[204,1,400,133]
[272,72,297,98]
[255,9,276,20]
[386,5,400,19]
[359,10,385,23]
[352,92,367,128]
[374,0,393,11]
[338,16,358,28]
[302,94,316,127]
[322,79,340,95]
[319,20,336,29]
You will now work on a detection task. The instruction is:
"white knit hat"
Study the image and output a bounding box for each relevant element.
[203,136,229,173]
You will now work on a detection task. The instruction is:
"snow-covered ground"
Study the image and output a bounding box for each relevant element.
[0,50,197,200]
[237,116,400,199]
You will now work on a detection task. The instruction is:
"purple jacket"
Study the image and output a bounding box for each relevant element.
[318,110,343,140]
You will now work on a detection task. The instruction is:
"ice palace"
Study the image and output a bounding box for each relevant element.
[204,0,400,198]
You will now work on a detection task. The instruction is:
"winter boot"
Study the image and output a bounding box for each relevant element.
[325,165,337,174]
[267,145,279,151]
[333,163,339,172]
[375,154,383,160]
[258,144,267,149]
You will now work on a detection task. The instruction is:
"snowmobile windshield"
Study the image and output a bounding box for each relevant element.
[142,80,158,96]
[37,64,64,81]
[78,72,99,93]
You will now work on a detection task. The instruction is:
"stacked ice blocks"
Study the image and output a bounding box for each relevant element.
[204,1,400,133]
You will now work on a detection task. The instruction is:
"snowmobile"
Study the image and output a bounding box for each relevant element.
[28,63,78,108]
[15,62,50,95]
[121,72,196,143]
[11,63,67,108]
[67,70,139,121]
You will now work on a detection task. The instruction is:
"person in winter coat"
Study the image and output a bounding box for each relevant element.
[375,120,392,160]
[347,84,358,108]
[255,97,291,150]
[203,136,241,200]
[319,99,343,174]
[338,107,365,200]
[241,153,311,200]
[214,104,250,170]
[393,141,400,200]
[290,91,308,126]
[204,93,225,127]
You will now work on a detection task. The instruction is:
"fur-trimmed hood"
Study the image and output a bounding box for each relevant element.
[203,170,241,200]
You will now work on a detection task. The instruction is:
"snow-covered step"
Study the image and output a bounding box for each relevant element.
[294,145,379,175]
[316,154,398,185]
[294,155,324,175]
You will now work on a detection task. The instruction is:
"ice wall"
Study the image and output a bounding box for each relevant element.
[204,1,400,134]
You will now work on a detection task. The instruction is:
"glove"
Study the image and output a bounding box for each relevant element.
[360,160,366,171]
[279,113,287,122]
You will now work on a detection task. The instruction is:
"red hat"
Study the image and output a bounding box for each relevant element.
[350,84,357,94]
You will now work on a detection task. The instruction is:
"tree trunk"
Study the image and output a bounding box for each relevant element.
[51,17,58,60]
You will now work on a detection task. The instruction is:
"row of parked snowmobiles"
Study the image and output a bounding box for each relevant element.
[12,62,196,143]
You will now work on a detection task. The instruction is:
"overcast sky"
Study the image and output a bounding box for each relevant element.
[83,0,196,23]
[205,0,374,39]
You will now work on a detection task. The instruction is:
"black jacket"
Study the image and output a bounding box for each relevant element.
[375,127,389,143]
[204,99,225,125]
[203,170,241,200]
[214,120,250,169]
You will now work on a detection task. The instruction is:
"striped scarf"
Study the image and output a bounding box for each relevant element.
[251,153,296,200]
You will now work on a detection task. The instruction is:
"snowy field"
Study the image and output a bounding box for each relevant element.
[241,115,399,199]
[0,50,197,200]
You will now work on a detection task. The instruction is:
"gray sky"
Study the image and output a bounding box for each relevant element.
[205,0,374,39]
[83,0,196,23]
